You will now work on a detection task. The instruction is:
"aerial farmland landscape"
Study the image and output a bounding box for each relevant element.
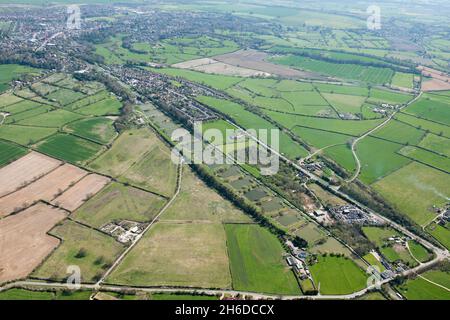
[0,0,449,308]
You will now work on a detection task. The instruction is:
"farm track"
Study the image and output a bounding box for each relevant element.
[346,91,423,183]
[94,156,184,288]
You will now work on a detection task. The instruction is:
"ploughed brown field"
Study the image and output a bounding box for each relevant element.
[0,151,61,197]
[0,163,87,217]
[0,203,67,284]
[418,66,450,91]
[213,49,328,80]
[51,174,110,212]
[172,57,271,77]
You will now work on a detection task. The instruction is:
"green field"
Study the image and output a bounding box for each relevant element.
[373,162,450,226]
[408,241,433,263]
[89,128,159,176]
[356,137,410,184]
[96,35,238,65]
[107,222,232,289]
[271,55,394,84]
[395,112,450,137]
[398,270,450,300]
[119,141,178,197]
[5,104,54,123]
[266,110,383,136]
[419,133,450,157]
[371,120,425,145]
[73,182,167,228]
[0,288,92,300]
[0,289,54,300]
[37,133,102,164]
[46,88,86,106]
[1,99,40,114]
[426,223,450,250]
[65,117,117,144]
[0,93,23,108]
[324,144,357,173]
[309,255,367,295]
[78,97,122,116]
[18,109,85,127]
[197,96,308,159]
[0,125,57,145]
[399,146,450,173]
[310,237,352,257]
[0,64,40,93]
[367,88,413,105]
[224,223,301,295]
[161,168,251,223]
[391,72,414,89]
[33,220,125,283]
[0,140,27,167]
[404,94,450,125]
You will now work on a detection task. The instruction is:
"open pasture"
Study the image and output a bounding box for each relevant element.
[408,241,433,263]
[5,104,54,124]
[107,222,232,289]
[309,255,367,295]
[1,99,41,114]
[162,168,250,223]
[33,220,125,283]
[0,125,57,146]
[356,137,410,184]
[65,117,117,144]
[399,146,450,173]
[65,91,110,111]
[78,96,122,116]
[119,141,177,197]
[371,120,425,145]
[391,72,414,89]
[46,88,86,106]
[404,94,450,125]
[426,223,450,250]
[0,93,23,108]
[373,162,450,226]
[419,133,450,157]
[88,128,159,177]
[266,110,383,136]
[18,109,85,128]
[398,270,450,300]
[73,182,166,228]
[225,223,301,294]
[395,112,450,137]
